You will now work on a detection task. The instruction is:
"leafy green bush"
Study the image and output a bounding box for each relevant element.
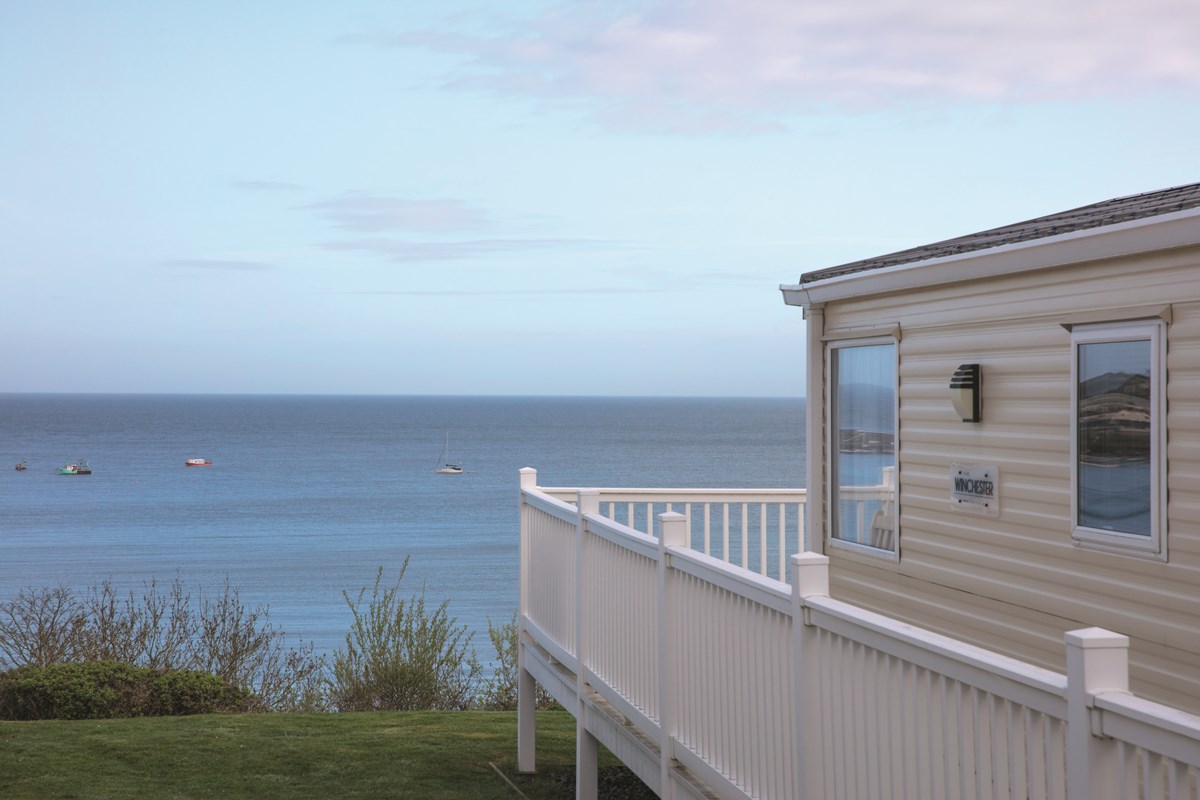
[0,661,250,720]
[151,667,251,716]
[330,561,482,711]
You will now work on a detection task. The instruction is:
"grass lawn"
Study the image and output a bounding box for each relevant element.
[0,710,653,799]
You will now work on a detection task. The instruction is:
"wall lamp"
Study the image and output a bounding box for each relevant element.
[949,364,981,423]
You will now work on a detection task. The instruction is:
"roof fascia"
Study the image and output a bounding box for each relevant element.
[781,206,1200,308]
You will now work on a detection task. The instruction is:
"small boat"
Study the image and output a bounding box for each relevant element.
[434,433,463,475]
[14,461,27,471]
[185,458,213,467]
[58,460,92,475]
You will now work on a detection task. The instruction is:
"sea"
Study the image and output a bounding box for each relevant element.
[0,394,806,664]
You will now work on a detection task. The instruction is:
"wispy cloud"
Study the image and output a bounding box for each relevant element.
[321,236,592,263]
[304,195,489,233]
[345,286,670,296]
[343,275,763,299]
[161,259,274,271]
[348,0,1200,131]
[231,180,305,193]
[692,270,779,286]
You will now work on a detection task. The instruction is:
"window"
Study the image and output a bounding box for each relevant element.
[830,340,897,553]
[1071,320,1166,558]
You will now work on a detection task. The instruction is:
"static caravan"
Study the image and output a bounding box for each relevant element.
[782,183,1200,714]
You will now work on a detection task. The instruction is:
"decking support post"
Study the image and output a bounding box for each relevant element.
[517,468,538,773]
[1065,627,1128,800]
[791,552,829,798]
[657,511,688,799]
[575,489,600,800]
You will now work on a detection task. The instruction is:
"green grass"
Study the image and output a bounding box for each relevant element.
[0,710,645,799]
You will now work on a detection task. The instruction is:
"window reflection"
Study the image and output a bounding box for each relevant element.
[832,343,896,549]
[1077,339,1151,536]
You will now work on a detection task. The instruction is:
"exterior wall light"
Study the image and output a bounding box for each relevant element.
[950,364,981,423]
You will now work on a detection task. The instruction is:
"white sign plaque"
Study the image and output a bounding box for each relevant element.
[950,463,999,516]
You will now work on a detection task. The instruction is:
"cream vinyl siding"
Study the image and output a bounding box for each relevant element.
[818,247,1200,712]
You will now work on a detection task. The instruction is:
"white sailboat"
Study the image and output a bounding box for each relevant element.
[434,433,463,474]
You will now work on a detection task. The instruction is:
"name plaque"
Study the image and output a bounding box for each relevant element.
[950,463,999,516]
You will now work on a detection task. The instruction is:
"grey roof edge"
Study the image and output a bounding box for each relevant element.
[798,182,1200,286]
[782,203,1200,308]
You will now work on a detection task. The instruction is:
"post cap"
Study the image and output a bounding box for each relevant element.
[790,552,831,567]
[1064,627,1129,649]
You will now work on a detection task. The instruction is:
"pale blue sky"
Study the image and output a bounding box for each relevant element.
[3,1,1198,396]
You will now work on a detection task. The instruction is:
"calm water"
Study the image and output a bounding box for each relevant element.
[0,394,805,660]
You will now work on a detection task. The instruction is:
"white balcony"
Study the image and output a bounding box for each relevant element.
[517,468,1200,800]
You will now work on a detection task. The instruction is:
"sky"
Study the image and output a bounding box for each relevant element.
[2,1,1198,397]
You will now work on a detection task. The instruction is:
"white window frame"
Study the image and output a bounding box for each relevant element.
[1070,320,1167,560]
[827,336,899,560]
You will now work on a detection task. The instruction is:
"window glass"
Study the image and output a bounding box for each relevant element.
[1071,319,1165,559]
[1076,338,1152,536]
[831,343,896,550]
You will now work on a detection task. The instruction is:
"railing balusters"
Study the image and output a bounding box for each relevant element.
[703,503,712,558]
[1146,751,1165,800]
[1168,758,1187,800]
[778,503,787,582]
[734,503,744,573]
[758,502,767,576]
[722,504,730,562]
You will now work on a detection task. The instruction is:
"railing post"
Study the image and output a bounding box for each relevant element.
[576,489,600,800]
[517,468,538,773]
[658,511,688,799]
[804,302,826,554]
[791,552,829,798]
[1065,627,1129,800]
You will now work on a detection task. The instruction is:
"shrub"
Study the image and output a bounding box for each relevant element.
[330,560,482,711]
[188,578,328,712]
[77,578,193,668]
[477,611,553,710]
[151,668,250,716]
[0,661,250,720]
[0,580,327,712]
[0,586,87,667]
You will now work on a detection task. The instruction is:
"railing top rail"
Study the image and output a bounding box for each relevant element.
[1097,691,1200,765]
[521,486,579,522]
[584,512,659,560]
[670,544,792,614]
[540,486,808,502]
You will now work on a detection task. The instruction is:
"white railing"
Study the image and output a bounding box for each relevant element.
[520,488,577,659]
[1092,691,1200,799]
[539,482,809,582]
[798,590,1072,800]
[518,468,1200,800]
[582,511,662,729]
[670,546,796,799]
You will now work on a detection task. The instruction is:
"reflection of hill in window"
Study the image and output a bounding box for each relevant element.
[1081,372,1149,400]
[1079,372,1150,463]
[837,383,895,453]
[838,429,895,454]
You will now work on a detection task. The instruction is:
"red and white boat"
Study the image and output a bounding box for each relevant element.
[185,458,213,467]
